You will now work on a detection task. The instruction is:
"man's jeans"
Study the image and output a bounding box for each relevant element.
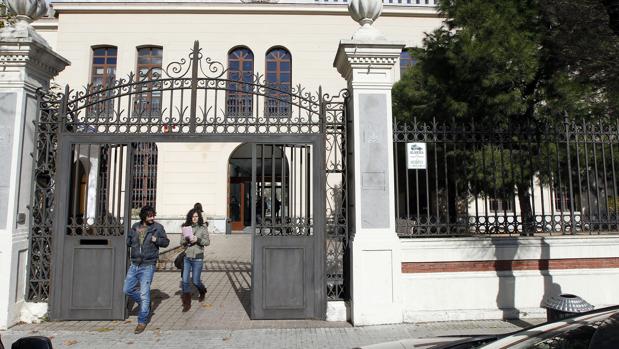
[181,256,205,293]
[123,263,155,324]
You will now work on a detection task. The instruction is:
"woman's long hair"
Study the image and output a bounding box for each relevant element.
[182,208,205,227]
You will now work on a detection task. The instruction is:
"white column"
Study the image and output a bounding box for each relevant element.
[0,0,70,329]
[334,0,405,325]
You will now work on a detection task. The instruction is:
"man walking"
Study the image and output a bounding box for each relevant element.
[123,205,169,334]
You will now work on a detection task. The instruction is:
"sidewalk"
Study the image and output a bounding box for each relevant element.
[1,318,544,349]
[2,234,545,348]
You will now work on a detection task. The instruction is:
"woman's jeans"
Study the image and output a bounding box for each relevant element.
[123,263,155,324]
[182,256,205,293]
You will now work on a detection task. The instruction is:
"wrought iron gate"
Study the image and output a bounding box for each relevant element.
[26,41,350,320]
[51,142,133,319]
[251,143,322,318]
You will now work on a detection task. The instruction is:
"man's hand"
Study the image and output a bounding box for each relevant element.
[151,236,157,243]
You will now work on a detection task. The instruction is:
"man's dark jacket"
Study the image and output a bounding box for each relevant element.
[127,221,170,265]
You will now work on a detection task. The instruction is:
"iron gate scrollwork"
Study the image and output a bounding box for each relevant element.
[26,90,61,301]
[26,41,351,305]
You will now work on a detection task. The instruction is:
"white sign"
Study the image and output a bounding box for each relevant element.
[407,142,426,169]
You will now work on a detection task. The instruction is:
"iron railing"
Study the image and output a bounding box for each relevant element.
[394,118,619,238]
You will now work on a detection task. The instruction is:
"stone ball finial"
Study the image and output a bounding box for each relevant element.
[348,0,383,27]
[348,0,386,41]
[6,0,48,24]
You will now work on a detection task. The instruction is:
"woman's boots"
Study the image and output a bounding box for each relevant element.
[197,285,207,302]
[181,286,206,312]
[181,293,191,312]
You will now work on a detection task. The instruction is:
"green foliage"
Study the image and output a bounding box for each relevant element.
[393,0,619,231]
[393,0,619,126]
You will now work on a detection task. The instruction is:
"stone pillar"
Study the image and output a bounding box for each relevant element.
[0,0,69,329]
[334,0,404,325]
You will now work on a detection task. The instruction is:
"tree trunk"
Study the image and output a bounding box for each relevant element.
[517,184,535,236]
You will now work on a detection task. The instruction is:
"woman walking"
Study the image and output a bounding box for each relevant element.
[179,206,210,312]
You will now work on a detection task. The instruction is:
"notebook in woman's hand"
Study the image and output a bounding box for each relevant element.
[182,226,193,239]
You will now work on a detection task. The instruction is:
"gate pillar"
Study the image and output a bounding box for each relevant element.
[334,0,404,326]
[0,0,69,329]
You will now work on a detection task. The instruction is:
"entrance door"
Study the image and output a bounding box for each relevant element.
[229,179,249,231]
[50,142,133,320]
[250,143,324,319]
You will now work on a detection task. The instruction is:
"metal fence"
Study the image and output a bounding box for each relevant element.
[393,118,619,238]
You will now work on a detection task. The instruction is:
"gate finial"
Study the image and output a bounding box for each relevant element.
[347,0,385,41]
[1,0,51,46]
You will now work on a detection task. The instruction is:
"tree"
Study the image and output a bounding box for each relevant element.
[393,0,619,233]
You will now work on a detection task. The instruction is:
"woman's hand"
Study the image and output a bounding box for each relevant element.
[190,235,198,244]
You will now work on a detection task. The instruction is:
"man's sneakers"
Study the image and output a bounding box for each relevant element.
[133,301,152,334]
[134,323,147,334]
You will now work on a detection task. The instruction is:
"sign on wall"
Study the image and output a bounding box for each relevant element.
[407,143,427,169]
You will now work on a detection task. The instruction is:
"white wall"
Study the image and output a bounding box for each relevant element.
[50,6,442,94]
[156,142,240,219]
[46,5,442,226]
[401,236,619,322]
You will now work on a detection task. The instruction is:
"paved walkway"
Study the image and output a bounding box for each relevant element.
[13,235,347,331]
[2,234,546,348]
[2,319,544,349]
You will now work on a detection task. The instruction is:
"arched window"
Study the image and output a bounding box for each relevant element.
[265,47,292,117]
[91,46,117,87]
[400,49,417,78]
[90,46,118,115]
[135,46,163,116]
[227,47,254,116]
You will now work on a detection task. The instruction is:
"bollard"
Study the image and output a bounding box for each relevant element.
[225,218,232,235]
[543,294,594,322]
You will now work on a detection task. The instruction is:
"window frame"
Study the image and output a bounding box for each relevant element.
[265,47,292,117]
[134,46,164,117]
[226,46,255,117]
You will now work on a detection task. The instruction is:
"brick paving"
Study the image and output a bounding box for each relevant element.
[1,319,544,349]
[12,235,347,332]
[2,234,545,348]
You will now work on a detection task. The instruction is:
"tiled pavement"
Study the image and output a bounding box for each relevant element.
[2,234,546,348]
[1,319,544,349]
[12,234,346,331]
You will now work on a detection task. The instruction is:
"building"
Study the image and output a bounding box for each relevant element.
[1,0,618,330]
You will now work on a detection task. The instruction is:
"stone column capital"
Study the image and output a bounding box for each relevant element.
[0,37,70,91]
[333,39,405,88]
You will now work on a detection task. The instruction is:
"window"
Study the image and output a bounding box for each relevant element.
[91,46,117,87]
[135,46,163,117]
[265,47,292,117]
[227,47,254,116]
[490,198,513,212]
[90,46,118,115]
[554,190,572,212]
[132,143,158,210]
[400,49,417,78]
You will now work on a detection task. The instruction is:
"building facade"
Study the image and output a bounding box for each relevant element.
[1,0,619,330]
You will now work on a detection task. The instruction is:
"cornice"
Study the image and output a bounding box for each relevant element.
[333,39,404,79]
[50,2,441,17]
[0,40,70,76]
